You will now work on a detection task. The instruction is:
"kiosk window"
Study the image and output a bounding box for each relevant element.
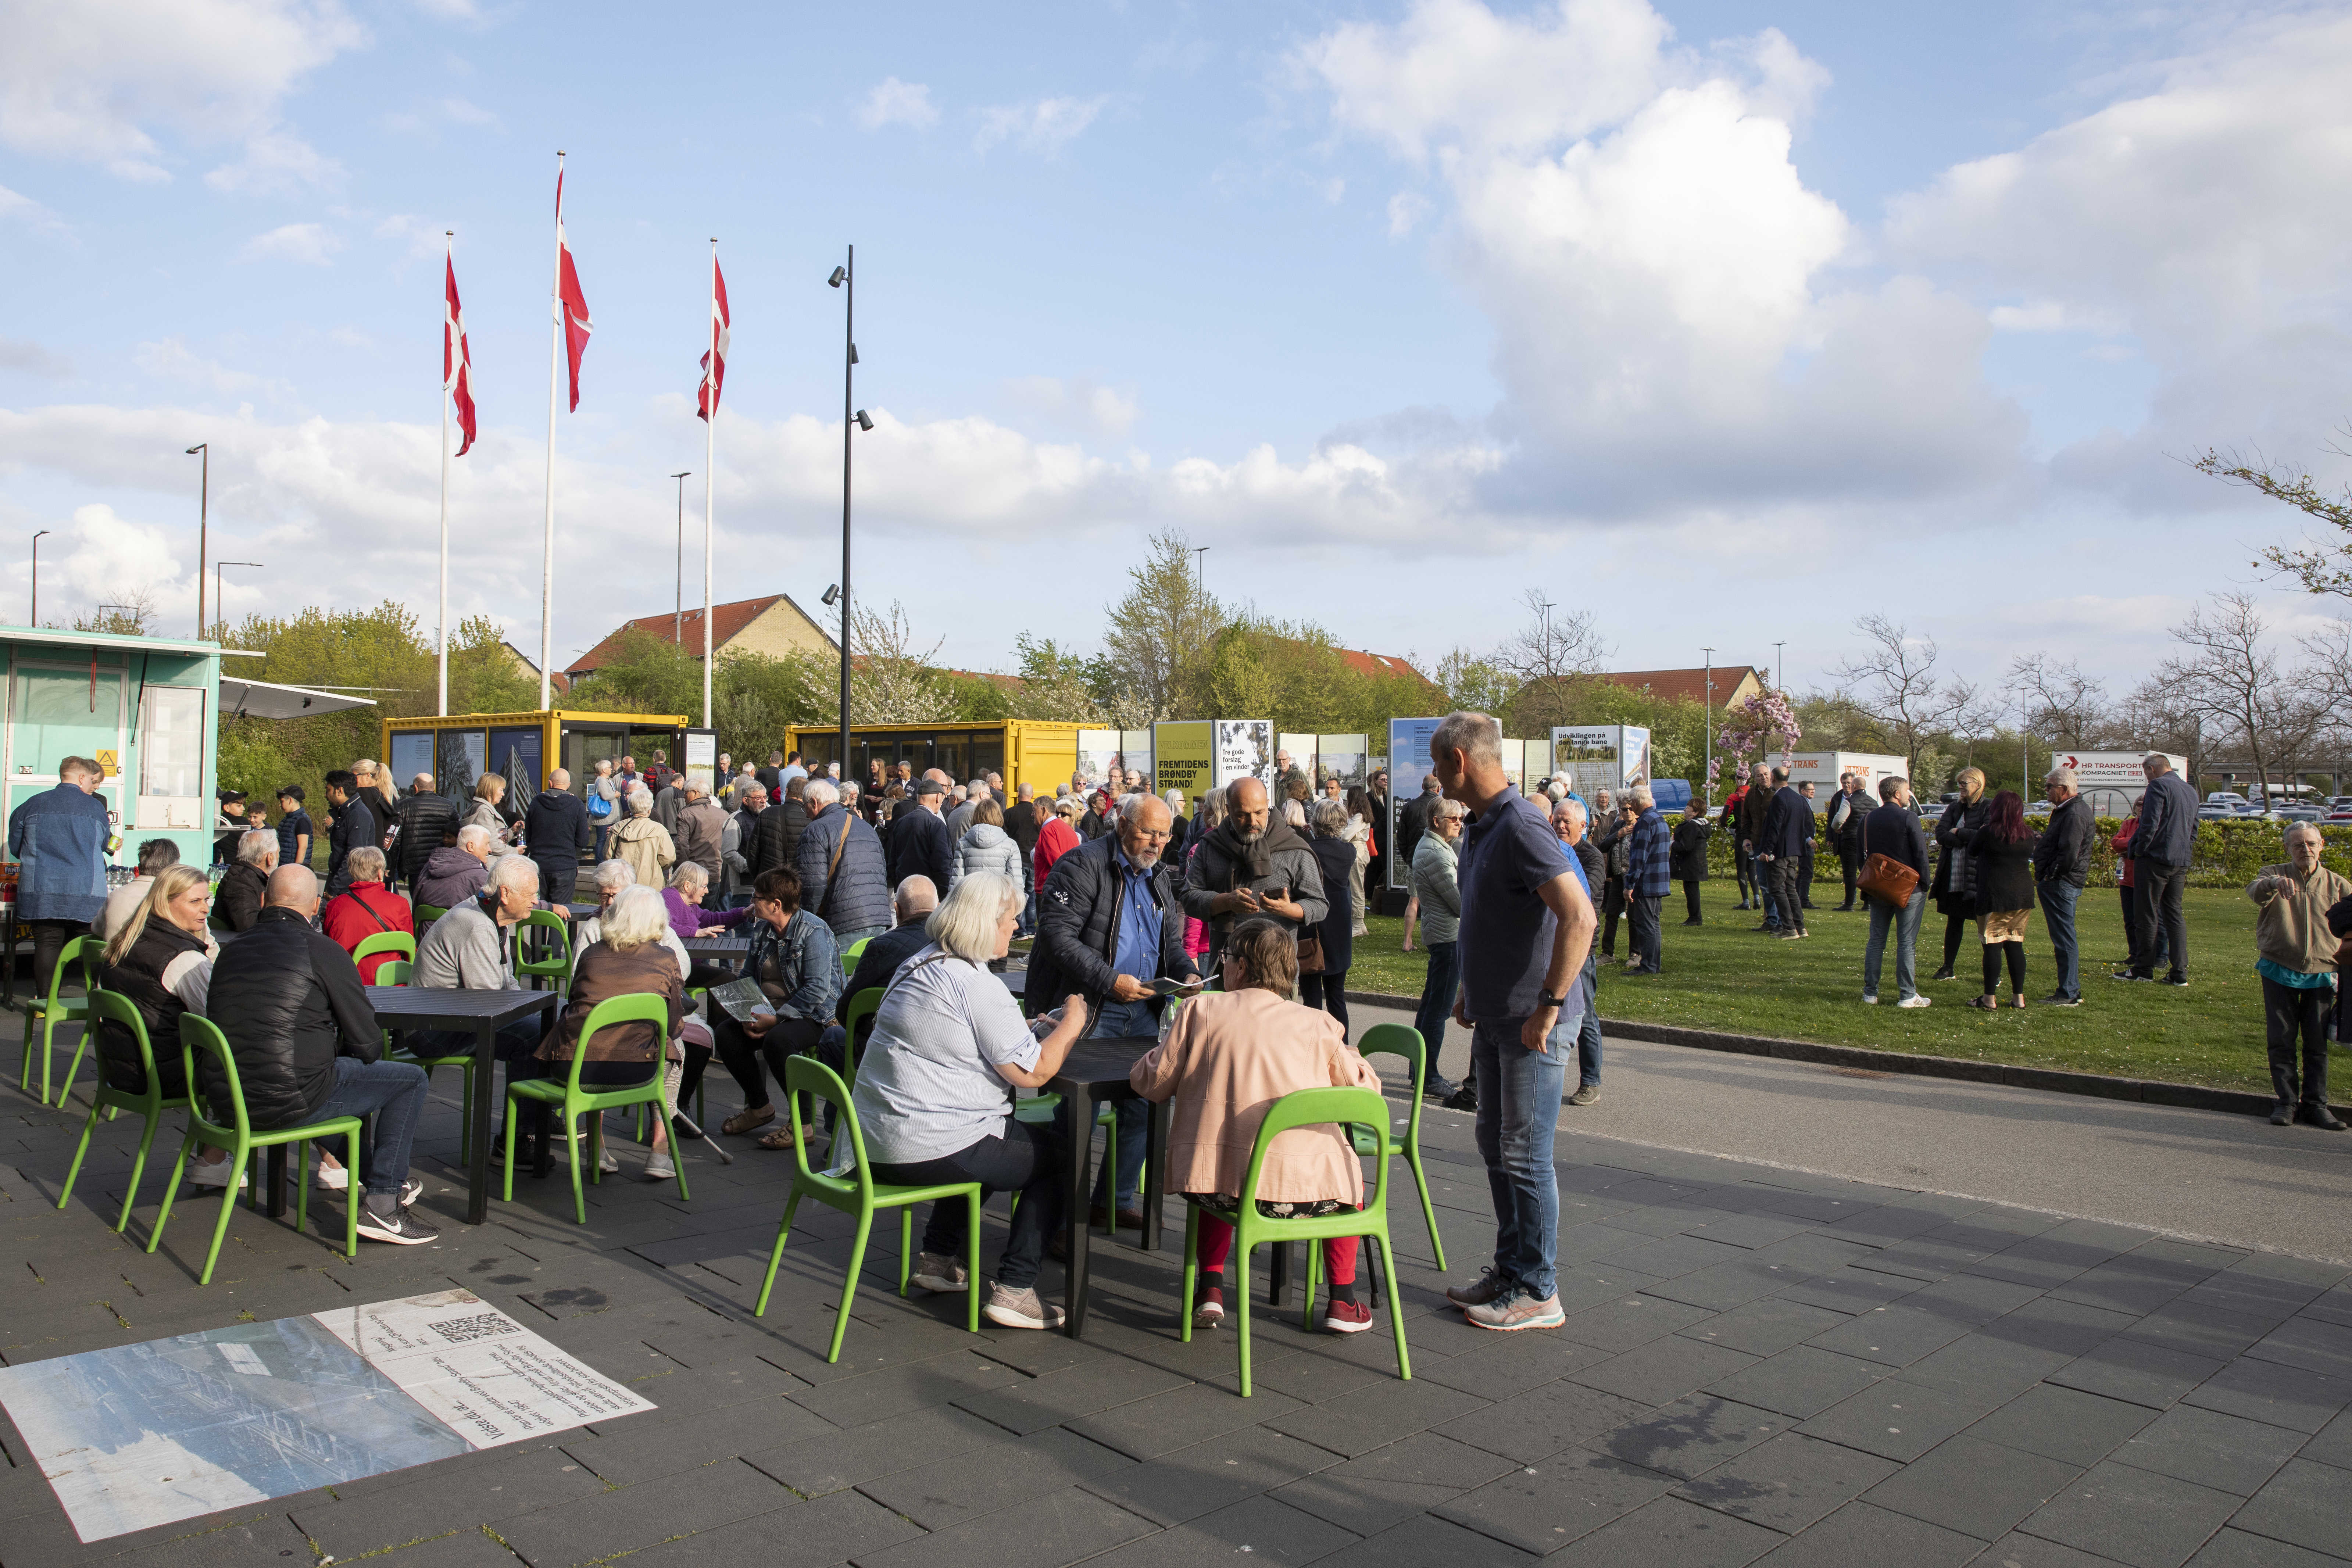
[139,687,205,801]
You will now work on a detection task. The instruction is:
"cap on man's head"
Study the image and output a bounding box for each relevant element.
[913,777,946,798]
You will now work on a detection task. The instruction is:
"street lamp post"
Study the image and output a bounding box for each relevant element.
[827,247,871,784]
[1701,645,1715,812]
[29,530,49,626]
[186,443,208,637]
[1194,545,1209,598]
[670,470,692,645]
[1773,641,1786,694]
[215,562,261,639]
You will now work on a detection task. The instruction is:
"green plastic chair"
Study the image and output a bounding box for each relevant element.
[753,1055,982,1363]
[55,991,191,1233]
[512,909,572,990]
[352,930,415,974]
[840,987,883,1091]
[501,993,687,1224]
[838,936,870,978]
[377,958,413,985]
[1354,1022,1446,1270]
[1179,1085,1410,1397]
[414,902,449,929]
[149,1015,363,1284]
[26,934,99,1107]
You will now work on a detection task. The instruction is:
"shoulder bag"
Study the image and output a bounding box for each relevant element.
[1858,817,1920,910]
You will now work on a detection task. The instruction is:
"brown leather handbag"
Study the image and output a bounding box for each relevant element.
[1857,818,1920,910]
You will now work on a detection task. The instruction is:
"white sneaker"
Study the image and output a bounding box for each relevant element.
[1896,995,1932,1009]
[314,1162,349,1191]
[1861,994,1879,1006]
[598,1146,619,1175]
[643,1152,675,1181]
[187,1159,246,1190]
[912,1251,969,1293]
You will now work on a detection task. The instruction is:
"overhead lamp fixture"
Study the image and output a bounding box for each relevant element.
[827,266,847,288]
[821,584,841,606]
[854,410,873,431]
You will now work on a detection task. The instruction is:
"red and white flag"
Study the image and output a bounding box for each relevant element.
[444,249,476,455]
[555,168,592,411]
[697,254,730,422]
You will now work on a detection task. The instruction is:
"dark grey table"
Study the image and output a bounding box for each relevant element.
[683,936,750,959]
[360,986,559,1225]
[1046,1036,1168,1338]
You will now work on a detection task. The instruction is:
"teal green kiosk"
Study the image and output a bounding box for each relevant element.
[0,627,371,996]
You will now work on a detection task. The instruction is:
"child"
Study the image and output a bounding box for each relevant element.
[1129,918,1384,1332]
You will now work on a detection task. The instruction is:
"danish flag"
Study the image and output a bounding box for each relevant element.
[555,168,592,411]
[698,254,730,421]
[444,250,476,455]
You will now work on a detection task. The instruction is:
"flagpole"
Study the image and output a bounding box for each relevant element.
[540,152,562,713]
[439,230,453,717]
[702,238,715,730]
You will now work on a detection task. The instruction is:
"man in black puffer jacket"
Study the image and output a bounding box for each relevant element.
[524,768,594,906]
[205,864,437,1245]
[750,777,811,882]
[392,773,458,889]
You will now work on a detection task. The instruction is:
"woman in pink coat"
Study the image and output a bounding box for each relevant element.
[1130,919,1383,1333]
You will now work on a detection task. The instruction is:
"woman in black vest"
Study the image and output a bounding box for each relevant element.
[96,864,239,1185]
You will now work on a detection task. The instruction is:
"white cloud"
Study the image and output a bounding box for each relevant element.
[204,128,343,195]
[0,0,367,180]
[975,95,1108,155]
[133,338,275,398]
[440,95,498,126]
[857,77,938,130]
[1002,376,1141,441]
[1385,191,1429,239]
[0,339,70,378]
[0,183,70,237]
[374,213,447,262]
[237,221,341,265]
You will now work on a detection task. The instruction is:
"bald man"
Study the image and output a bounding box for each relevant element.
[205,865,437,1245]
[527,766,594,906]
[1178,777,1327,968]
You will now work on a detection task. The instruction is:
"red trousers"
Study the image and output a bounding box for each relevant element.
[1197,1212,1357,1285]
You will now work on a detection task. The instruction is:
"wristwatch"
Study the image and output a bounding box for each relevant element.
[1538,991,1569,1010]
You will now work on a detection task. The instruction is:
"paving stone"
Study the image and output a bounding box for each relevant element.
[1966,1383,2158,1467]
[1433,1377,1648,1465]
[1269,1432,1518,1537]
[488,1456,797,1567]
[1573,1335,1759,1406]
[562,1394,836,1483]
[359,1528,530,1567]
[1085,1494,1359,1567]
[1899,1334,2077,1402]
[1683,1297,1855,1359]
[2184,1357,2352,1435]
[1704,1346,1887,1420]
[2225,1457,2352,1560]
[2017,1457,2241,1565]
[951,1354,1190,1435]
[1646,1258,1818,1313]
[859,1424,1135,1530]
[1861,1432,2080,1540]
[2297,1406,2352,1470]
[2047,1336,2227,1410]
[1559,1291,1718,1352]
[1415,1331,1605,1401]
[1596,1232,1757,1280]
[1430,1449,1673,1554]
[2049,1265,2199,1318]
[2121,1299,2280,1363]
[2243,1315,2352,1382]
[744,1396,1017,1496]
[1775,1267,1919,1315]
[1591,1395,1789,1481]
[1746,1500,1982,1567]
[1078,1420,1338,1527]
[1979,1295,2140,1357]
[1797,1377,2007,1464]
[622,1486,919,1566]
[1314,1508,1537,1565]
[1262,1367,1488,1458]
[2183,1528,2348,1566]
[1067,1378,1311,1460]
[292,1447,610,1560]
[99,1510,318,1568]
[851,1484,1157,1568]
[1546,1493,1785,1568]
[1680,1212,1819,1250]
[780,1345,1022,1426]
[1803,1302,1979,1369]
[1969,1531,2131,1566]
[1674,1429,1899,1534]
[2115,1404,2308,1496]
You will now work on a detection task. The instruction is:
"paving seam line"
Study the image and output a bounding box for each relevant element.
[1341,988,2312,1120]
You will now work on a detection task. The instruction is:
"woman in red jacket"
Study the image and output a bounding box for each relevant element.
[1032,796,1083,887]
[2112,801,2167,973]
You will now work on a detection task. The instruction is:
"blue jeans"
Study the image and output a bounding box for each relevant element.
[2039,880,2082,1000]
[1414,940,1459,1057]
[1750,853,1779,927]
[1863,887,1926,1000]
[1576,1005,1603,1088]
[1089,997,1154,1208]
[308,1056,429,1212]
[1470,1013,1571,1301]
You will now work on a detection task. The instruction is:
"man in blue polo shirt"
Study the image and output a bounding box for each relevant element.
[1436,711,1599,1332]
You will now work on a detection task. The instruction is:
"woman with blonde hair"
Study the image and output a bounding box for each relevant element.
[465,773,510,841]
[1129,918,1384,1334]
[1930,767,1991,982]
[95,865,237,1184]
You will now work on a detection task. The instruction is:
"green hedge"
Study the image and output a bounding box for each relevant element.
[1681,815,2338,890]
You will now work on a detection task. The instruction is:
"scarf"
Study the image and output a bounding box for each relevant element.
[1205,816,1309,889]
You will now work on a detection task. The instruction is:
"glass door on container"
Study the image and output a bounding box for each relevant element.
[388,731,435,791]
[435,729,487,801]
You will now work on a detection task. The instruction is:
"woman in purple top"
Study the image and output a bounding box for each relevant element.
[664,863,751,990]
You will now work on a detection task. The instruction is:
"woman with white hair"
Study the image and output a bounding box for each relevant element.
[215,828,278,932]
[851,871,1089,1330]
[528,884,694,1180]
[611,784,676,891]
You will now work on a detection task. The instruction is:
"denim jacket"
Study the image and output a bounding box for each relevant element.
[750,907,841,1022]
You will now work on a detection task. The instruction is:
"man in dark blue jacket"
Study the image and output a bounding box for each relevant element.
[524,768,594,907]
[2119,754,2197,985]
[1029,792,1197,1229]
[1757,768,1813,939]
[1622,790,1671,974]
[1861,776,1933,1005]
[322,769,377,899]
[888,777,955,894]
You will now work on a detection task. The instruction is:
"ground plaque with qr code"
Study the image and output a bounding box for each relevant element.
[0,1288,654,1542]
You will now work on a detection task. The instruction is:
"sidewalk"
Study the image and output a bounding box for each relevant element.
[4,1012,2351,1567]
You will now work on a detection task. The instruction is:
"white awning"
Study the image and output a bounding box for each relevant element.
[218,677,378,720]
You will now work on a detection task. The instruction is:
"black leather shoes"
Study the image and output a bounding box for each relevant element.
[2271,1102,2294,1126]
[2298,1103,2346,1131]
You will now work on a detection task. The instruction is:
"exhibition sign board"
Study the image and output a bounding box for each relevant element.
[1277,733,1315,785]
[1498,738,1526,794]
[1386,716,1444,890]
[1550,725,1652,797]
[1154,720,1214,803]
[1214,720,1275,790]
[1526,739,1553,783]
[1315,734,1369,788]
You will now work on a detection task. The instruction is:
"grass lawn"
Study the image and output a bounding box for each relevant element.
[1349,887,2302,1098]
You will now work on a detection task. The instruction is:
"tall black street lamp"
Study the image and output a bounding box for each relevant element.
[671,470,692,645]
[186,443,208,637]
[828,248,871,781]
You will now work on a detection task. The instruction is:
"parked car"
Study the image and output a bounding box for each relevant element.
[2273,807,2325,824]
[2198,805,2240,822]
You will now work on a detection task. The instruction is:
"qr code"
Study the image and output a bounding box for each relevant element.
[427,1313,520,1345]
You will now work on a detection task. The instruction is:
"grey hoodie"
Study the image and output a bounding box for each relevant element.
[950,821,1023,891]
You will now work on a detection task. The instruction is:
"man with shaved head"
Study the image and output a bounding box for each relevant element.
[527,766,594,907]
[205,865,437,1245]
[1179,776,1327,970]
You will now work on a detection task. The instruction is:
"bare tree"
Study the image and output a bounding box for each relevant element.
[1496,589,1612,732]
[1826,615,1980,770]
[73,587,158,637]
[2196,430,2352,599]
[2007,652,2110,750]
[2149,593,2333,799]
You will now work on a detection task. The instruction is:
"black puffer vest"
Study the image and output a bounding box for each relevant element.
[95,920,209,1092]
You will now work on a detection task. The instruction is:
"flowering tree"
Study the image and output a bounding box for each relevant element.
[1719,690,1803,780]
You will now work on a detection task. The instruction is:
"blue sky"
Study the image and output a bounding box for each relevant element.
[4,0,2350,706]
